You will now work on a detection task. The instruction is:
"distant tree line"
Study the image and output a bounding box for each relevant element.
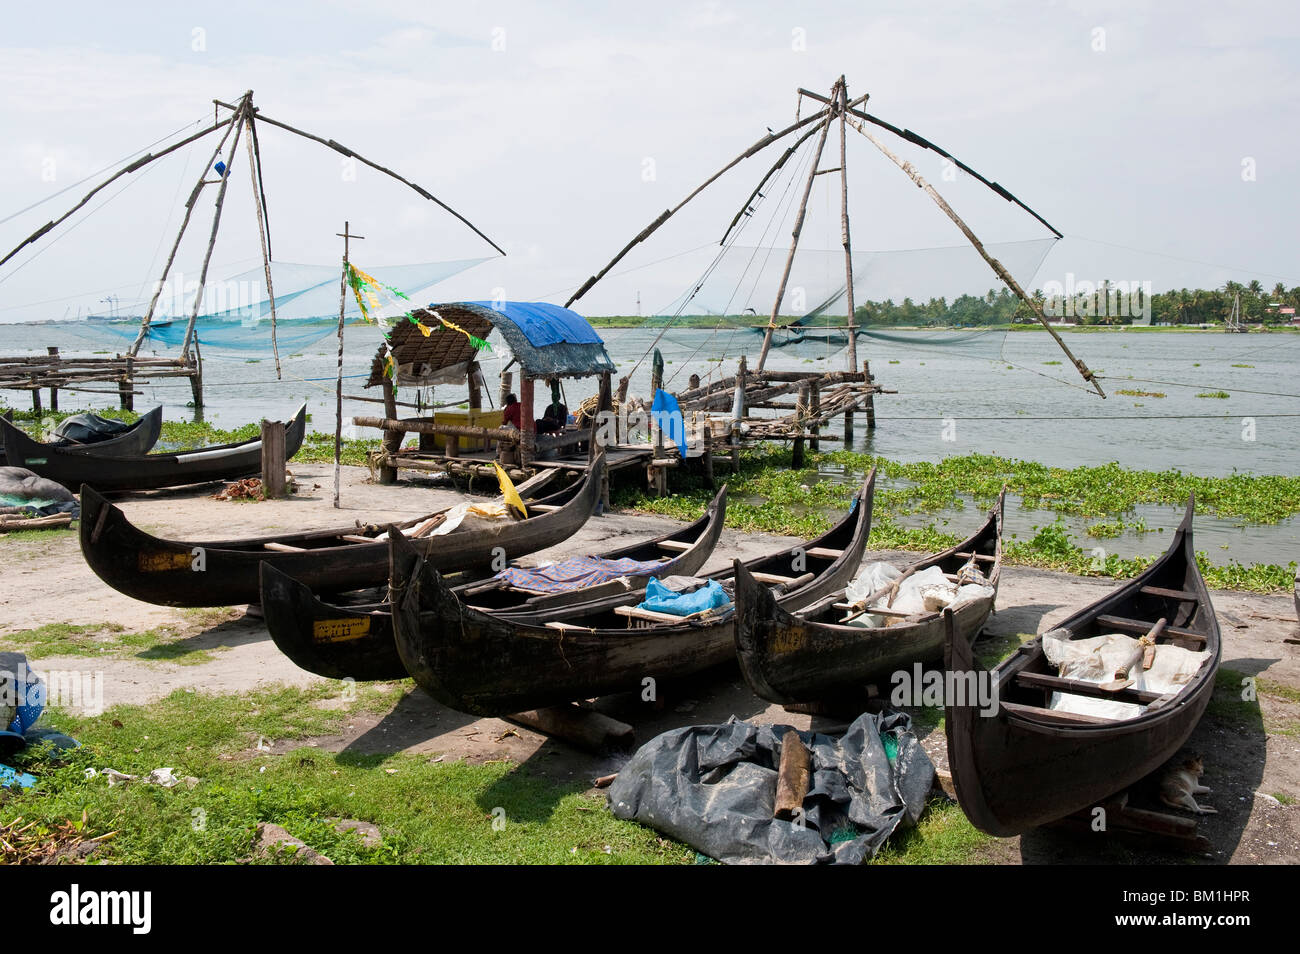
[836,280,1300,327]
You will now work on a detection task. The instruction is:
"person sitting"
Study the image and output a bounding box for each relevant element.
[536,399,567,436]
[502,393,522,429]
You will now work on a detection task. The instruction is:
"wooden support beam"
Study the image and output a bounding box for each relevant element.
[261,419,286,498]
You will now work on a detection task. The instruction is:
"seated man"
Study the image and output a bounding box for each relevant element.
[536,399,567,436]
[502,393,522,429]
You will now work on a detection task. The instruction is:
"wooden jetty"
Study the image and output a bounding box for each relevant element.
[0,347,199,413]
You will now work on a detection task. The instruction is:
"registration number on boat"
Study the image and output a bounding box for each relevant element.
[313,618,371,643]
[138,551,195,572]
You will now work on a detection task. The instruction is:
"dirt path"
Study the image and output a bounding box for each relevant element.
[2,461,1297,863]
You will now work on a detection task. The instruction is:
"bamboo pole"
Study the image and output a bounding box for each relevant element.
[564,107,835,308]
[241,110,504,256]
[129,110,244,357]
[335,222,363,507]
[0,117,234,273]
[837,78,860,375]
[244,114,282,379]
[180,93,252,362]
[844,114,1104,397]
[756,113,835,372]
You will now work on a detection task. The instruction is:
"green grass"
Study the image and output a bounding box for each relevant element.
[1195,391,1231,399]
[872,798,996,864]
[7,685,690,864]
[0,621,219,665]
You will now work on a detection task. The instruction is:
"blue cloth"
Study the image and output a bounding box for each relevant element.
[463,301,603,347]
[495,556,669,594]
[651,389,688,458]
[637,578,731,617]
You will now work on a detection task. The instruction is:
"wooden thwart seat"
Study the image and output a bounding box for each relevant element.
[1139,585,1198,601]
[954,551,997,564]
[1017,671,1165,706]
[804,546,843,560]
[1000,701,1118,725]
[263,542,305,552]
[1096,614,1206,645]
[657,540,693,552]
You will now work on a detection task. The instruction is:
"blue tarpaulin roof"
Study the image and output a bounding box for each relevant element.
[464,301,604,348]
[370,301,615,386]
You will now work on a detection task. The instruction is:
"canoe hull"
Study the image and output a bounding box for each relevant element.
[943,496,1221,836]
[81,455,604,608]
[392,471,877,716]
[6,405,305,492]
[735,493,1002,704]
[260,483,728,680]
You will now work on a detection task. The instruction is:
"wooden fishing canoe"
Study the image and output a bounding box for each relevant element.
[259,483,729,680]
[943,496,1221,836]
[735,490,1003,704]
[0,406,162,460]
[80,456,603,608]
[8,404,306,492]
[390,469,876,716]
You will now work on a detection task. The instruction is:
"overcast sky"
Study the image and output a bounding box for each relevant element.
[1,0,1296,323]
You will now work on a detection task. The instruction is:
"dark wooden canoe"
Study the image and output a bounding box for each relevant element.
[259,483,730,680]
[943,495,1221,836]
[390,469,876,716]
[80,455,604,608]
[7,404,306,493]
[0,406,162,460]
[735,490,1003,704]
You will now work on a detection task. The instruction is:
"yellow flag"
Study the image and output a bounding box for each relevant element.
[494,462,527,518]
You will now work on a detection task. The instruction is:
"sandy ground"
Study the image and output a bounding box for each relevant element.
[1,460,1297,864]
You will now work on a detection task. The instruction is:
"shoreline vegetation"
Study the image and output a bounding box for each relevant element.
[4,409,1296,594]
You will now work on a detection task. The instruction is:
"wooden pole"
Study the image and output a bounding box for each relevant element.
[519,376,536,466]
[837,77,860,374]
[46,347,59,411]
[239,109,505,256]
[565,107,835,308]
[845,114,1104,397]
[1,116,235,274]
[864,360,876,430]
[756,112,835,372]
[335,222,364,506]
[792,383,809,468]
[260,419,286,498]
[180,93,252,362]
[244,113,282,379]
[129,110,244,357]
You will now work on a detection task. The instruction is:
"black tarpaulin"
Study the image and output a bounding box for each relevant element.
[607,710,934,865]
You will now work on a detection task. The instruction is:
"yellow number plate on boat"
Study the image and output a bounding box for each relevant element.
[312,618,371,643]
[770,626,806,654]
[138,551,194,572]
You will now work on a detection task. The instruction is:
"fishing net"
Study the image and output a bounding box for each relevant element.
[63,258,491,354]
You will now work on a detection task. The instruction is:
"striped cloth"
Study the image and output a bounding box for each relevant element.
[495,556,668,594]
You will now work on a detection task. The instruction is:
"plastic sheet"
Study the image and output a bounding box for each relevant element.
[607,711,934,864]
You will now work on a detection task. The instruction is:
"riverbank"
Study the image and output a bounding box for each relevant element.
[1,460,1296,864]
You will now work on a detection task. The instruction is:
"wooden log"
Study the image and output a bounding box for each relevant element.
[774,730,811,821]
[506,704,635,753]
[261,419,286,499]
[0,513,72,532]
